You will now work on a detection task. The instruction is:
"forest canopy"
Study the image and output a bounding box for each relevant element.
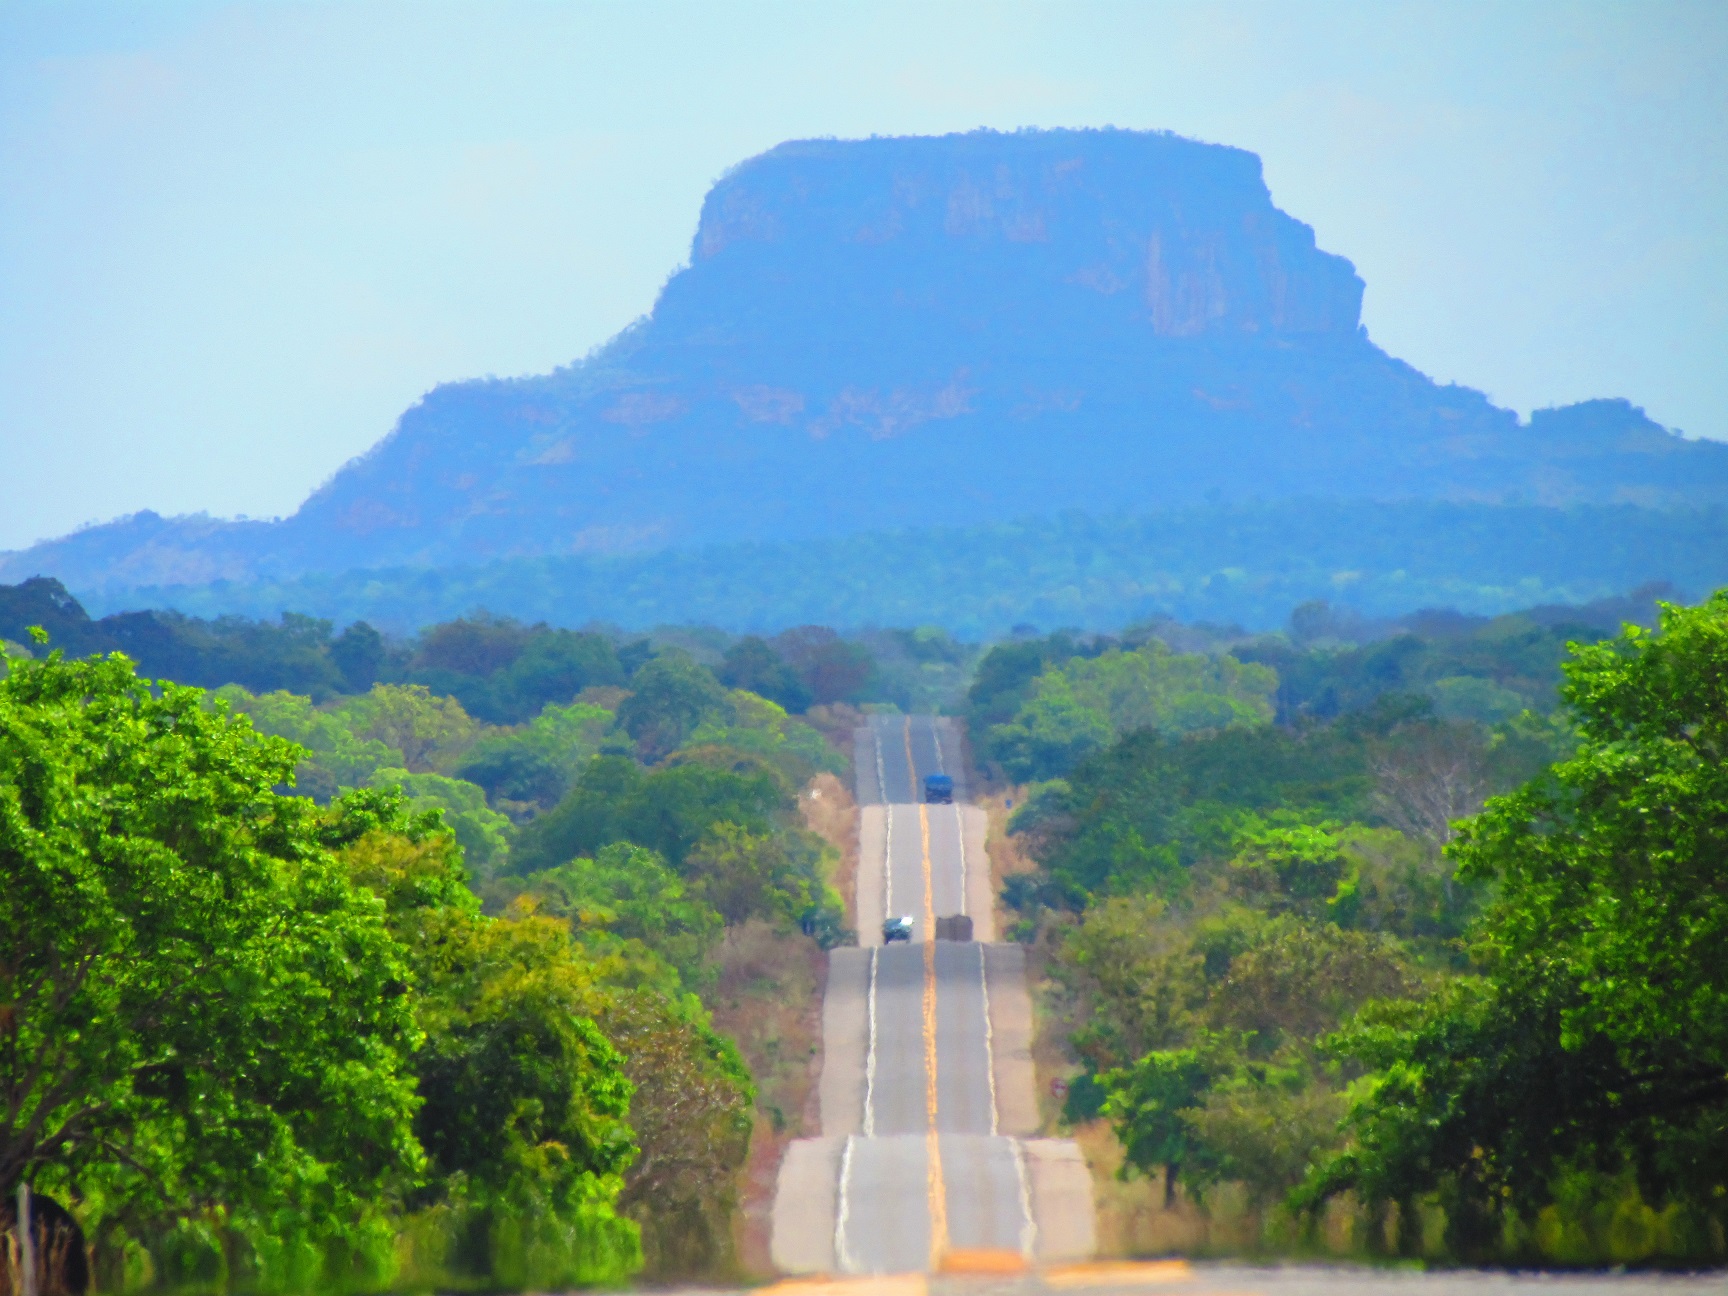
[4,577,1723,1280]
[1003,590,1728,1265]
[0,610,857,1288]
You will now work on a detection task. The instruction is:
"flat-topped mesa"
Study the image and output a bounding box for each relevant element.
[666,129,1364,343]
[6,128,1726,596]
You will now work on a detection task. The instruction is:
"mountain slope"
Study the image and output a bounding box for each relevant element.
[8,128,1727,593]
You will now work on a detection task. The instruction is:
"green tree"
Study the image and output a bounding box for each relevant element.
[1053,896,1205,1074]
[989,672,1115,782]
[335,683,478,773]
[493,630,624,722]
[684,690,842,788]
[684,822,815,928]
[1062,644,1277,738]
[531,843,724,989]
[330,620,387,693]
[1099,1048,1215,1207]
[216,684,399,798]
[0,649,421,1281]
[988,643,1277,781]
[966,634,1086,729]
[367,767,514,878]
[1225,818,1357,923]
[337,822,642,1287]
[339,795,774,1283]
[1095,914,1411,1210]
[513,756,784,874]
[1203,917,1413,1056]
[717,637,811,713]
[615,653,729,761]
[458,699,615,810]
[1309,592,1728,1259]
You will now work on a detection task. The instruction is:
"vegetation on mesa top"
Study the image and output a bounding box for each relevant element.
[994,591,1728,1265]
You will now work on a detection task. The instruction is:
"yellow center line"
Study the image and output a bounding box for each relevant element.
[1042,1260,1196,1287]
[919,800,948,1269]
[760,1278,928,1296]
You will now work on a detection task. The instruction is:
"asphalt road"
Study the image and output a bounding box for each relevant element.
[728,1261,1728,1296]
[771,716,1094,1275]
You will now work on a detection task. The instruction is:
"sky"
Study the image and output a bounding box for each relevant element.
[1,1,1724,554]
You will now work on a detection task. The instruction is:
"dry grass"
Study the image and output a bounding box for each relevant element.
[1074,1109,1383,1260]
[976,783,1036,940]
[707,918,827,1278]
[711,753,857,1277]
[802,702,864,769]
[1074,1119,1252,1257]
[800,771,859,930]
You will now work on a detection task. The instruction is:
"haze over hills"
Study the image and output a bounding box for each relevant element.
[7,127,1728,603]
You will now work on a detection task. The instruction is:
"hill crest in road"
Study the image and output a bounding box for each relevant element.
[9,128,1727,594]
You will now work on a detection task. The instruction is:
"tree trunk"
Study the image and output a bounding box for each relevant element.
[16,1186,34,1296]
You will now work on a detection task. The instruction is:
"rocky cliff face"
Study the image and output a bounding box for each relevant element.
[7,128,1725,593]
[678,131,1364,341]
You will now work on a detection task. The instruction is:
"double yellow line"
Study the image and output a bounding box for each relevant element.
[906,719,950,1268]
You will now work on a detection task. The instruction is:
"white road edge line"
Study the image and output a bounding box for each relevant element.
[835,1132,856,1273]
[883,804,894,919]
[1011,1134,1037,1259]
[864,947,879,1136]
[955,802,968,918]
[979,942,999,1137]
[876,720,895,923]
[873,715,889,808]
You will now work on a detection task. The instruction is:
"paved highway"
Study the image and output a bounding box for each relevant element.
[765,720,1715,1288]
[728,1261,1728,1296]
[772,716,1095,1275]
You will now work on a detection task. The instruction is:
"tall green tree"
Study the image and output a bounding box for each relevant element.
[1309,592,1728,1258]
[334,811,643,1288]
[0,646,422,1277]
[615,653,729,761]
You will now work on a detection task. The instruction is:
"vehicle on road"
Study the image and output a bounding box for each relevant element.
[924,773,954,804]
[883,915,914,943]
[934,913,974,942]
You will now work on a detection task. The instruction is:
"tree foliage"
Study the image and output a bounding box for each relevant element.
[528,843,724,991]
[0,650,423,1281]
[1308,593,1728,1258]
[512,755,783,874]
[983,641,1277,782]
[615,653,730,762]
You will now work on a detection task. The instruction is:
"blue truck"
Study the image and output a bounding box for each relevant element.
[923,773,954,804]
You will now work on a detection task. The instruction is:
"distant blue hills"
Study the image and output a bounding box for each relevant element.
[7,128,1727,628]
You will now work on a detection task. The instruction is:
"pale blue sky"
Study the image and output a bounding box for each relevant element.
[2,1,1723,552]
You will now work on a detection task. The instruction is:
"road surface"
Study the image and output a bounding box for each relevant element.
[772,716,1095,1275]
[721,1260,1727,1296]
